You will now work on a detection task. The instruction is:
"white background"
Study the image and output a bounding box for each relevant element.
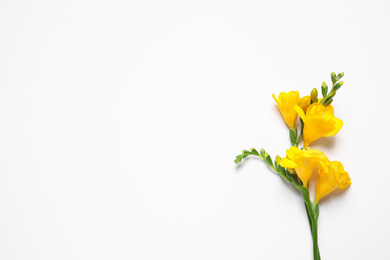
[1,0,389,259]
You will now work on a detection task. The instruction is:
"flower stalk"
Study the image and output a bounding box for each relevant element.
[234,72,350,259]
[302,187,320,260]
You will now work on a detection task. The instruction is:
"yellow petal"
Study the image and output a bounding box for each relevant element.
[294,105,306,123]
[286,146,301,160]
[323,117,343,137]
[302,103,343,148]
[273,91,300,129]
[281,147,325,187]
[280,158,298,168]
[315,160,351,203]
[272,94,279,105]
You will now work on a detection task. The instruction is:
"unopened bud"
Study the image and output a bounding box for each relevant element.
[331,72,337,84]
[260,148,265,157]
[333,81,344,91]
[337,72,344,80]
[299,96,311,112]
[275,155,282,165]
[321,82,328,97]
[310,88,318,103]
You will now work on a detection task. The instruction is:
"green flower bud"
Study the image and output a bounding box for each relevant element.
[321,82,328,97]
[333,81,343,91]
[331,72,337,84]
[250,148,260,156]
[275,155,282,165]
[310,88,318,102]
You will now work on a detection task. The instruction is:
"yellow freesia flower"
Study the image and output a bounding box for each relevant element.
[299,96,311,113]
[315,160,351,203]
[272,91,300,129]
[279,147,325,187]
[295,103,343,149]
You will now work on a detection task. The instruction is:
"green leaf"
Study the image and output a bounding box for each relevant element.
[234,154,243,164]
[314,203,319,216]
[265,154,273,167]
[290,174,300,186]
[289,128,297,146]
[242,150,251,158]
[323,95,333,106]
[277,164,286,177]
[285,170,293,181]
[260,148,266,158]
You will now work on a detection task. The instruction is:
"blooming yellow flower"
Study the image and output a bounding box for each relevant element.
[279,147,325,187]
[272,91,300,129]
[315,160,351,203]
[295,103,343,149]
[299,96,311,113]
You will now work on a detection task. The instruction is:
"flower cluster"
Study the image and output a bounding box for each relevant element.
[234,72,351,260]
[280,146,351,203]
[273,73,350,203]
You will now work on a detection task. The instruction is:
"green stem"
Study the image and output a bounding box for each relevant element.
[268,162,301,190]
[304,203,313,236]
[312,214,319,260]
[297,118,304,144]
[301,187,321,260]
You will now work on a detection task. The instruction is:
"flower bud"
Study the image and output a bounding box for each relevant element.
[337,72,344,80]
[299,96,311,113]
[333,81,343,91]
[331,72,337,84]
[321,82,328,97]
[275,155,282,165]
[310,88,318,103]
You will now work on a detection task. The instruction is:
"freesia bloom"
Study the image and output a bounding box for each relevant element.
[299,96,311,113]
[315,160,351,203]
[295,103,343,149]
[272,91,300,129]
[279,146,325,187]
